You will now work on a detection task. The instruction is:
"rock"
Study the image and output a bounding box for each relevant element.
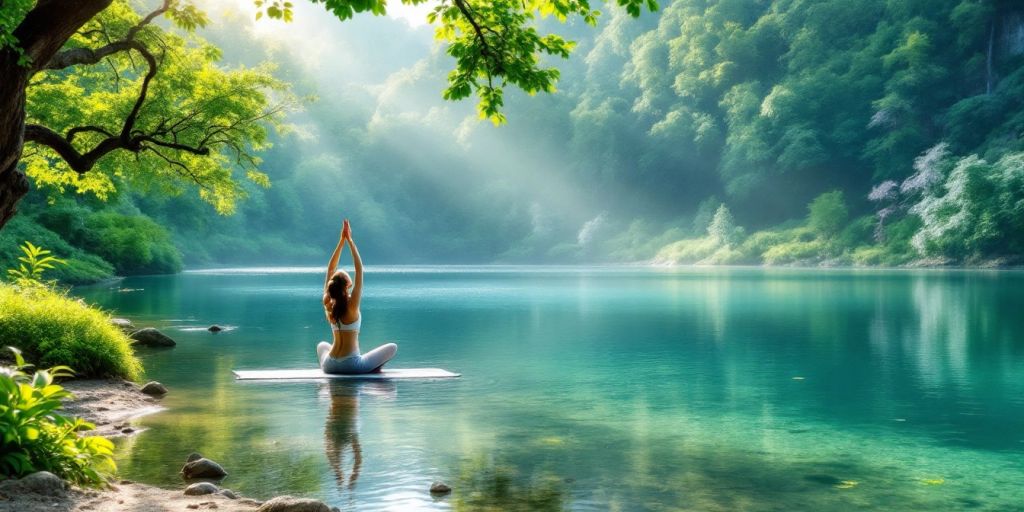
[121,427,135,434]
[186,452,204,463]
[208,325,224,332]
[140,381,168,396]
[181,458,228,479]
[129,328,176,347]
[184,482,219,496]
[0,471,67,496]
[110,318,135,332]
[255,496,331,512]
[429,481,452,495]
[219,489,238,499]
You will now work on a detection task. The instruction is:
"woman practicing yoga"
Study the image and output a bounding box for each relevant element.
[317,219,397,374]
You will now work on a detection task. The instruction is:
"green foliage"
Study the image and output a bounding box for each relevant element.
[909,152,1024,261]
[78,213,182,276]
[255,0,655,125]
[707,204,743,246]
[807,191,849,239]
[33,201,181,275]
[0,217,114,285]
[23,0,295,215]
[0,347,116,486]
[654,236,720,265]
[762,239,828,266]
[6,242,67,288]
[0,0,33,64]
[0,284,142,380]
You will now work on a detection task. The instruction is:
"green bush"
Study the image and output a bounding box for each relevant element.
[762,239,827,265]
[0,284,141,380]
[0,217,114,285]
[654,237,720,264]
[808,190,849,238]
[80,213,183,275]
[0,348,116,486]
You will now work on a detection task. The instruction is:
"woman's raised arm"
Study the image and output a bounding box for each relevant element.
[325,221,346,291]
[346,220,363,310]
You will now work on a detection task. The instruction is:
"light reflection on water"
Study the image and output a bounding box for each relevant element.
[73,267,1024,511]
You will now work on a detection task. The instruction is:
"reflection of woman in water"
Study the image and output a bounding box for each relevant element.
[325,382,362,490]
[324,381,396,492]
[317,219,397,374]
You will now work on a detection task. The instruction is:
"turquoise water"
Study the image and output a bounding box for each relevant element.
[74,267,1024,511]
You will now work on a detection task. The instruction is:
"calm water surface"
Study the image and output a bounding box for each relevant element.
[74,266,1024,511]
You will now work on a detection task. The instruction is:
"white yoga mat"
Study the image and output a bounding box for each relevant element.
[232,368,461,380]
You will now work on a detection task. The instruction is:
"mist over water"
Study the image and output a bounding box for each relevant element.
[77,267,1024,511]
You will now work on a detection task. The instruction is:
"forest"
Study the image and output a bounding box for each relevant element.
[3,0,1023,282]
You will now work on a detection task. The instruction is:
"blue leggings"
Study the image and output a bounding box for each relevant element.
[317,342,398,374]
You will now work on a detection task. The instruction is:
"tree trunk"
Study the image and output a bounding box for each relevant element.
[0,51,30,229]
[0,0,113,230]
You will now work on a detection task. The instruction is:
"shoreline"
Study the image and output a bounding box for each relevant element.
[0,379,335,512]
[61,379,165,438]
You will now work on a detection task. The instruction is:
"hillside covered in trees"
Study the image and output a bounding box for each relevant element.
[4,0,1024,280]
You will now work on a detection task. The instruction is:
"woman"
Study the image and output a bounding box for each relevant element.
[317,219,397,374]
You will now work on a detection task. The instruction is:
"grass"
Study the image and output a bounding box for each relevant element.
[0,284,142,380]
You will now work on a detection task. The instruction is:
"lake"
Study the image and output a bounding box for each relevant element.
[74,266,1024,511]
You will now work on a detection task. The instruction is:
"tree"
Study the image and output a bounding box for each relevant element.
[807,190,848,239]
[707,204,741,246]
[0,0,657,232]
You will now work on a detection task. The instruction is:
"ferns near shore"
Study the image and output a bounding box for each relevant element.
[0,348,116,486]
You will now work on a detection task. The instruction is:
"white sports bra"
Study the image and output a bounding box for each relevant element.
[331,313,361,332]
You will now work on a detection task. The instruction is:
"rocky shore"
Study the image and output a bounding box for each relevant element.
[0,376,339,512]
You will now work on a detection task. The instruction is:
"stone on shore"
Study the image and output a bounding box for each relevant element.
[184,482,220,496]
[130,328,177,347]
[181,458,228,479]
[0,471,67,496]
[255,496,331,512]
[429,481,452,494]
[220,488,238,499]
[140,381,168,396]
[110,318,135,332]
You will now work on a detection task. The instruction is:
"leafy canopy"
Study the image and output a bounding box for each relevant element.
[21,1,296,214]
[256,0,658,124]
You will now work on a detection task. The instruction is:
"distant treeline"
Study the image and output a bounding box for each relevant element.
[10,0,1024,277]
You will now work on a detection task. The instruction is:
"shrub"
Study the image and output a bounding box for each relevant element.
[762,239,827,265]
[654,237,720,264]
[0,217,114,285]
[0,284,142,380]
[80,213,183,275]
[707,204,744,246]
[0,348,116,486]
[808,190,848,238]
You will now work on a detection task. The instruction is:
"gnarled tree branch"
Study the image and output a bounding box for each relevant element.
[44,0,170,71]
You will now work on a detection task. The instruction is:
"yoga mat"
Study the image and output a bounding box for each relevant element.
[232,368,461,380]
